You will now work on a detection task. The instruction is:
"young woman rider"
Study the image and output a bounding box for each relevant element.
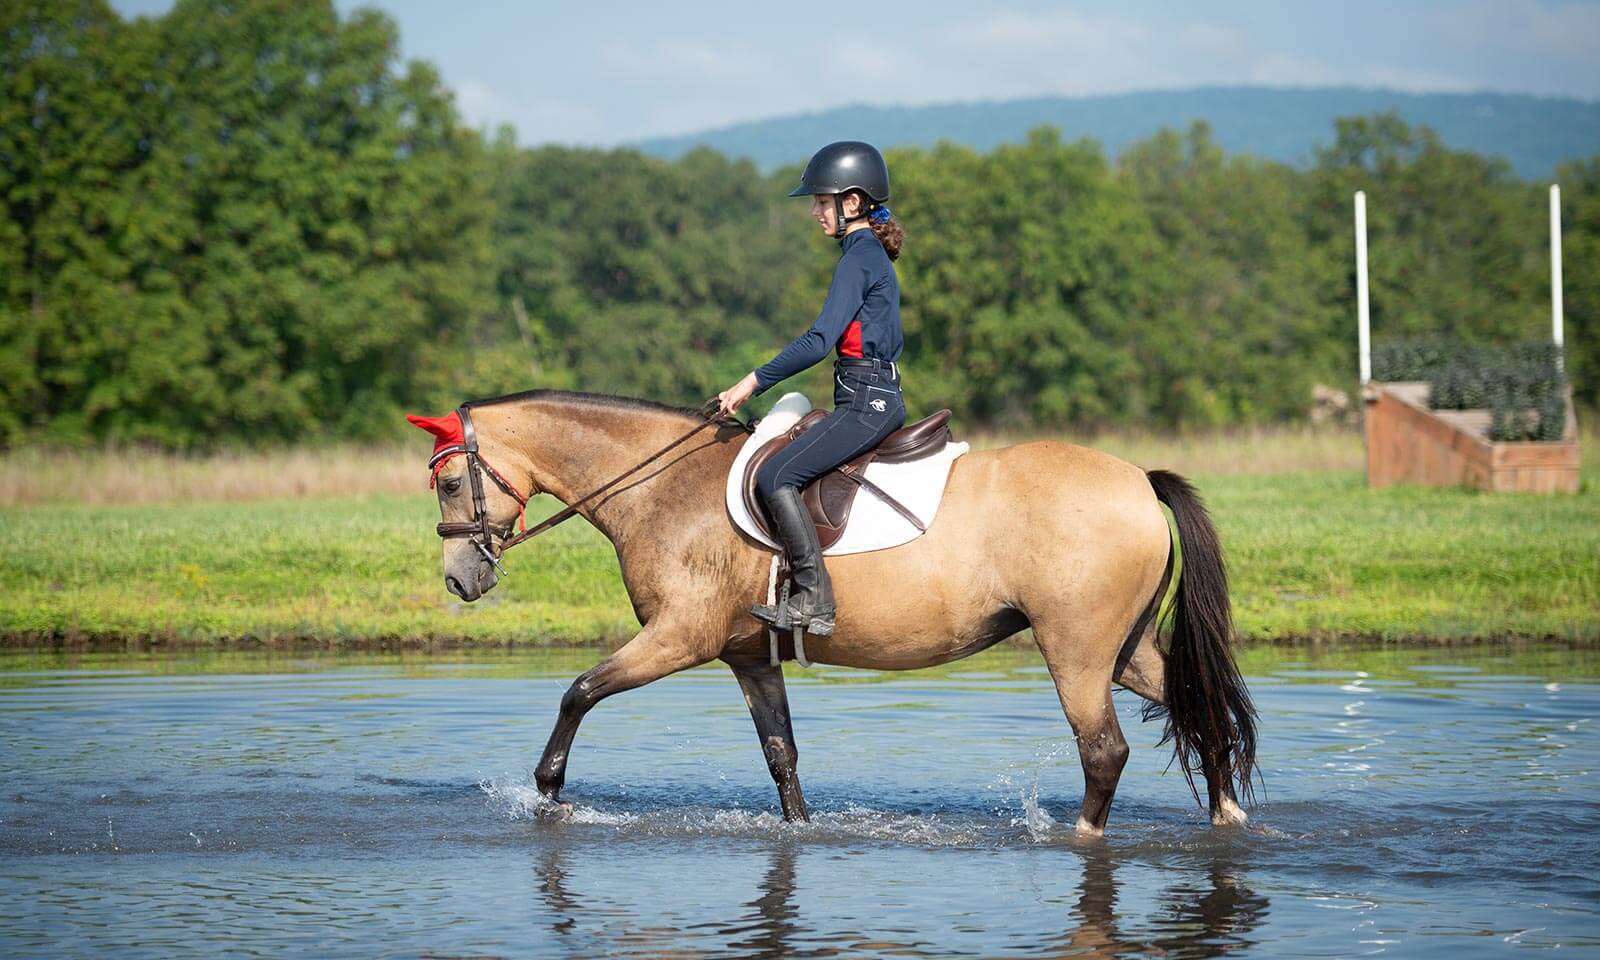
[716,140,907,638]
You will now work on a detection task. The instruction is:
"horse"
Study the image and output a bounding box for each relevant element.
[409,389,1257,835]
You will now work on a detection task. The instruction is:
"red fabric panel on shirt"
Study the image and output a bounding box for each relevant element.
[838,318,864,358]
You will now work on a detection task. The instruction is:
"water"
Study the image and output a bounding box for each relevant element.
[1,645,1596,958]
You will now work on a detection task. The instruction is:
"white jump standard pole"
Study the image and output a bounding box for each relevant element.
[1355,191,1371,385]
[1551,184,1564,369]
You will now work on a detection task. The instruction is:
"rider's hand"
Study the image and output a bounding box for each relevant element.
[718,372,759,418]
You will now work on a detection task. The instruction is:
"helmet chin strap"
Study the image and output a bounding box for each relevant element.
[831,194,872,239]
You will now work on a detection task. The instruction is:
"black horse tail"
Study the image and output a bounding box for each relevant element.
[1144,469,1259,806]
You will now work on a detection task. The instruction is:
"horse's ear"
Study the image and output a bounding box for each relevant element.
[406,412,463,446]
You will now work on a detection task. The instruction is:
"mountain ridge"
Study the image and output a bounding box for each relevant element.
[631,86,1600,179]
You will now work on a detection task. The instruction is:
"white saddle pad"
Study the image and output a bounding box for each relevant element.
[725,392,968,556]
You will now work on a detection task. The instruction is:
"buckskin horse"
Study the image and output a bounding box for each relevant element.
[408,389,1257,835]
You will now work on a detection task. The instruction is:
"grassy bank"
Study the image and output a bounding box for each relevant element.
[3,462,1597,646]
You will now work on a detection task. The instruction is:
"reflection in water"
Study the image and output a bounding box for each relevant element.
[531,836,1268,960]
[999,851,1268,960]
[742,838,806,953]
[732,840,803,958]
[1041,852,1126,960]
[1148,860,1270,959]
[536,840,580,939]
[533,838,814,958]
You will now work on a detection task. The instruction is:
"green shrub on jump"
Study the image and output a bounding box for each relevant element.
[1371,338,1568,441]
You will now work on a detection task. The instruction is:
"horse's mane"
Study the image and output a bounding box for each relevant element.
[468,388,753,434]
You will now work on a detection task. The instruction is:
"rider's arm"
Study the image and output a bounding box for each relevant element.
[752,254,870,396]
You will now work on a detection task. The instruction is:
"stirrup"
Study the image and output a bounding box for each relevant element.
[752,582,835,638]
[750,577,793,630]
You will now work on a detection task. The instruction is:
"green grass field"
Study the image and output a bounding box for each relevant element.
[3,465,1596,647]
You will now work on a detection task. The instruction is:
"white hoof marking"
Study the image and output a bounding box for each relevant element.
[1212,795,1248,826]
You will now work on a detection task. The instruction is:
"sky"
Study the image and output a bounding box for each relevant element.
[110,0,1600,147]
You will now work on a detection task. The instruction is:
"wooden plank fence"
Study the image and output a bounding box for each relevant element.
[1363,382,1580,494]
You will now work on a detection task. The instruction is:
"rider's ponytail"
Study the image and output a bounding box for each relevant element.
[866,201,904,261]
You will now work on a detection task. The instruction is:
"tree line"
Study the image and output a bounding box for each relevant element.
[3,0,1596,449]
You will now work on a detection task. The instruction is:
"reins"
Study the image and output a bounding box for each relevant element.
[430,397,731,575]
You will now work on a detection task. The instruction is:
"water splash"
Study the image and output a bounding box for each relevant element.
[477,775,993,846]
[479,774,638,827]
[1019,782,1058,841]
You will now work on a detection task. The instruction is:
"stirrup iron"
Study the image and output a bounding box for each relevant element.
[751,577,792,630]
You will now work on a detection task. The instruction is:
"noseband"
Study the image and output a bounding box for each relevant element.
[429,399,729,576]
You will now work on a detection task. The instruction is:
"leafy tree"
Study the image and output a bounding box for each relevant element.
[0,0,150,445]
[1557,156,1600,407]
[0,0,495,447]
[888,128,1155,428]
[1302,113,1548,356]
[491,143,810,407]
[1120,122,1344,424]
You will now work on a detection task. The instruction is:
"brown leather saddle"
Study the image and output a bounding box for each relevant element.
[741,409,954,550]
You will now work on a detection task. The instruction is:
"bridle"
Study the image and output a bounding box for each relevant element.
[429,398,729,576]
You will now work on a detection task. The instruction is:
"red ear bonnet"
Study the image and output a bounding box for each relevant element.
[406,412,464,457]
[404,411,530,534]
[406,412,466,485]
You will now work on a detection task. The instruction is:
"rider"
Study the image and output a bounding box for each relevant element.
[717,140,908,638]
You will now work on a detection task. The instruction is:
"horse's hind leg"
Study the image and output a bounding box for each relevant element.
[725,657,808,821]
[1065,678,1129,837]
[1115,604,1249,826]
[1034,622,1131,837]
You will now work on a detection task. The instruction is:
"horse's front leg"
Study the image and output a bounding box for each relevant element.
[725,656,808,822]
[534,623,705,808]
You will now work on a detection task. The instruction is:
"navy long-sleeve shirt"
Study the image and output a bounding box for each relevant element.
[753,229,903,395]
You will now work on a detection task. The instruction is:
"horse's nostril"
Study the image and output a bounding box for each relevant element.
[445,575,464,597]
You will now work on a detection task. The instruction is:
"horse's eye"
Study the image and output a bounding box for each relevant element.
[443,477,462,495]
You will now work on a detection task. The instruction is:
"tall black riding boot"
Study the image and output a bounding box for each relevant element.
[750,485,836,636]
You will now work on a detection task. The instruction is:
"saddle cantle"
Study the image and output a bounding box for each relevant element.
[741,409,953,551]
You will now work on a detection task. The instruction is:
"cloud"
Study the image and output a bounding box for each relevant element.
[453,80,515,128]
[599,38,767,86]
[1362,65,1481,93]
[1246,53,1345,87]
[1526,1,1600,59]
[934,11,1162,98]
[958,9,1140,53]
[1437,0,1600,59]
[1177,22,1249,59]
[931,3,1599,105]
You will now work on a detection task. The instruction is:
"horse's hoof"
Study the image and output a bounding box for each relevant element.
[1073,816,1105,839]
[1211,796,1248,826]
[538,799,575,820]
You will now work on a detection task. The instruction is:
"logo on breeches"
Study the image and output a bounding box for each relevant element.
[869,398,887,412]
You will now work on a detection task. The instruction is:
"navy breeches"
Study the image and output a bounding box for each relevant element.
[755,362,907,502]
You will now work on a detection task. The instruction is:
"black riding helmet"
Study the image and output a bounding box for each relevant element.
[789,141,890,239]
